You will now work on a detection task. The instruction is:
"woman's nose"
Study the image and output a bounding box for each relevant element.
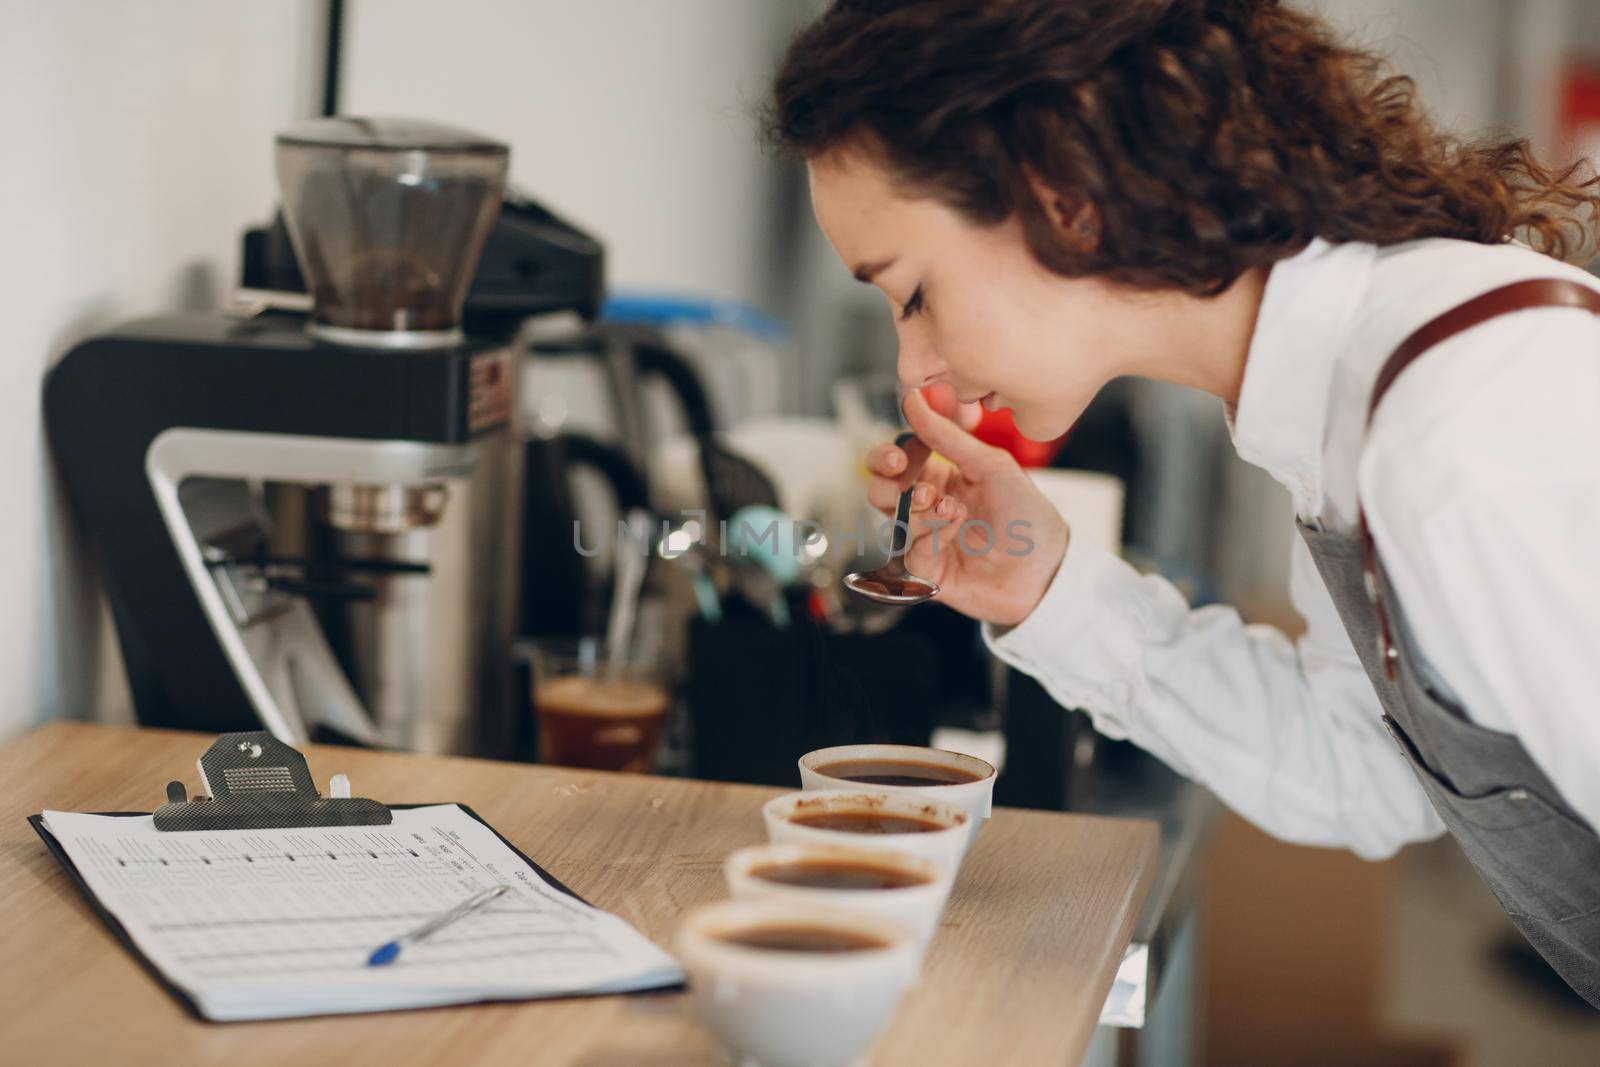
[896,324,944,389]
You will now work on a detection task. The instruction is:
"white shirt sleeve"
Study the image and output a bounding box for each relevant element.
[984,526,1444,859]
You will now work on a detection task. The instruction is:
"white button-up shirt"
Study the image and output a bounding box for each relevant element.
[985,237,1600,859]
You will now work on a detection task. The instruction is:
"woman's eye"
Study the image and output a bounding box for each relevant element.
[898,286,924,321]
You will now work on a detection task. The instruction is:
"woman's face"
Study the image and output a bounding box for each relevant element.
[808,148,1146,441]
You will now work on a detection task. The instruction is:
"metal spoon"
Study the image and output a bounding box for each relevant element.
[844,432,940,605]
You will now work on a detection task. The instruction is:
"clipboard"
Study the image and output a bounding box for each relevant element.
[29,731,681,1022]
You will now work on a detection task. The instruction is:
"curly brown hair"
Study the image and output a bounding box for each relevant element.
[769,0,1600,295]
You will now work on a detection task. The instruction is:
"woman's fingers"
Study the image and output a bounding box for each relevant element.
[866,442,922,495]
[867,437,937,494]
[865,441,905,479]
[866,477,940,516]
[909,494,966,545]
[901,388,1005,479]
[921,382,984,434]
[866,475,902,513]
[905,499,966,578]
[864,384,994,523]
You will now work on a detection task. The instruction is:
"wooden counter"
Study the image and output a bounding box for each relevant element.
[0,723,1157,1066]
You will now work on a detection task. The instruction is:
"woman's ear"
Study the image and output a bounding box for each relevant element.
[1024,167,1099,252]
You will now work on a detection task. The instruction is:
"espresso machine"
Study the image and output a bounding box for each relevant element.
[46,117,602,756]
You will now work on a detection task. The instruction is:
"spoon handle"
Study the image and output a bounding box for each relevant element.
[890,431,919,559]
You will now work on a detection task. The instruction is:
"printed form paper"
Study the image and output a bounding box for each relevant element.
[41,804,682,1020]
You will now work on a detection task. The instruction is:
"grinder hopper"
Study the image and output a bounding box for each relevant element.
[275,116,509,347]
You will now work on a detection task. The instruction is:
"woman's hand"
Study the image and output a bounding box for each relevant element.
[865,389,1069,626]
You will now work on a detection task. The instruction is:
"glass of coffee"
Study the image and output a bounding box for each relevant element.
[529,639,669,773]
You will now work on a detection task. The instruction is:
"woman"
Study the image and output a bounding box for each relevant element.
[770,0,1600,1004]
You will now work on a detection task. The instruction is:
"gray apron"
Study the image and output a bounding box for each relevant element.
[1295,278,1600,1007]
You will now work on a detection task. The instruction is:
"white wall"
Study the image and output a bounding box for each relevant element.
[0,1,321,739]
[342,0,795,308]
[1305,0,1506,131]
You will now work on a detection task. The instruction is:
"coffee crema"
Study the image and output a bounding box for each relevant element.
[813,758,985,788]
[716,924,887,953]
[750,859,930,891]
[786,810,949,835]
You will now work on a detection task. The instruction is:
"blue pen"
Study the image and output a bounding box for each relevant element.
[367,884,510,967]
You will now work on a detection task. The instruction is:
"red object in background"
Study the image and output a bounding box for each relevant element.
[1560,64,1600,162]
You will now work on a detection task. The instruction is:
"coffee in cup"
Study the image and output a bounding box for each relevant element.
[715,924,889,953]
[675,899,918,1067]
[726,842,953,947]
[763,789,970,875]
[784,808,950,835]
[800,744,997,829]
[749,858,931,890]
[810,757,985,787]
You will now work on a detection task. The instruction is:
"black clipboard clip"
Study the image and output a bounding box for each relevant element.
[153,731,392,831]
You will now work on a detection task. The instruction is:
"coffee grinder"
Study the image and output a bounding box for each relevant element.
[46,117,599,756]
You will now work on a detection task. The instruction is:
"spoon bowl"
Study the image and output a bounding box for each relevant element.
[842,567,939,604]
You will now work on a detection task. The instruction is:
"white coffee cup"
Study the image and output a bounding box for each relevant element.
[763,788,970,875]
[725,842,954,948]
[674,898,919,1067]
[799,743,998,825]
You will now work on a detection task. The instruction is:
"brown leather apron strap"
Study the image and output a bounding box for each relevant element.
[1361,276,1600,678]
[1368,278,1600,425]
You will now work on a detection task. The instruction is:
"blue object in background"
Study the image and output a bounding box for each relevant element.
[601,291,790,345]
[727,505,802,586]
